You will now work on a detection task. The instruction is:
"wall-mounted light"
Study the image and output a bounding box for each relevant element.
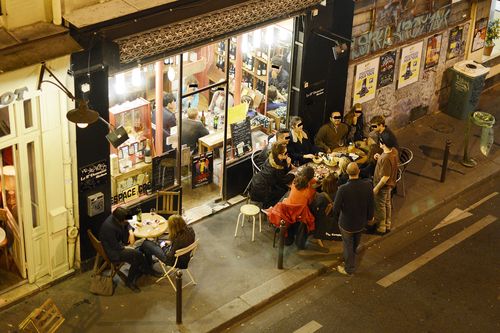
[312,27,352,61]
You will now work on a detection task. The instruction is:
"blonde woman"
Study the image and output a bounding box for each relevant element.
[287,116,320,166]
[336,156,351,186]
[141,215,195,268]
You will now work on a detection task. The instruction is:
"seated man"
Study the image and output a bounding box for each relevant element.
[266,86,287,111]
[254,129,290,169]
[181,107,209,154]
[98,207,161,293]
[314,111,349,153]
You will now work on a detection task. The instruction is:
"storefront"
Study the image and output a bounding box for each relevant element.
[0,57,77,298]
[64,0,329,265]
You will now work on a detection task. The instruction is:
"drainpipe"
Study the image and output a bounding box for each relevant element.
[52,0,62,25]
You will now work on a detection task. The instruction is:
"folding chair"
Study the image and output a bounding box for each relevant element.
[87,230,127,283]
[19,298,65,333]
[156,191,181,216]
[156,239,199,292]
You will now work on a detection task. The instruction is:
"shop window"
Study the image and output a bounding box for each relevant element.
[0,106,11,137]
[23,99,33,128]
[0,146,18,223]
[27,142,40,228]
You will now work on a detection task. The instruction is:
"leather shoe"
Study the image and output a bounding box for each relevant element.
[146,268,163,278]
[125,281,141,293]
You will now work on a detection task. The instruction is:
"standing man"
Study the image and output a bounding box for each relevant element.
[368,131,398,235]
[332,162,374,276]
[162,92,177,137]
[315,111,349,153]
[368,115,399,152]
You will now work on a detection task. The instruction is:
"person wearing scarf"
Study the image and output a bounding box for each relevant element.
[287,116,320,166]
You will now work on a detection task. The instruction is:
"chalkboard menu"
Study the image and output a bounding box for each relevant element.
[152,149,176,191]
[230,118,252,158]
[79,160,108,192]
[192,151,213,189]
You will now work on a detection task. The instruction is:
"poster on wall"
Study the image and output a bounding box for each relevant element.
[353,57,379,104]
[398,41,423,89]
[447,26,464,60]
[377,51,397,89]
[191,151,213,189]
[424,34,442,70]
[471,18,487,52]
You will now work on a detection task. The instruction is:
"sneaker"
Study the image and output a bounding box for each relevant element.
[125,281,141,293]
[337,265,353,276]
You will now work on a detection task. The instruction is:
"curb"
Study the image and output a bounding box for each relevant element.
[189,166,500,332]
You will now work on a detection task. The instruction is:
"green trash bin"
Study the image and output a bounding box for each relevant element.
[446,61,489,120]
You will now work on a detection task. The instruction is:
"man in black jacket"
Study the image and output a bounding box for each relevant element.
[332,162,374,275]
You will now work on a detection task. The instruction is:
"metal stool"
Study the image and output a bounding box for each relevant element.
[234,204,262,242]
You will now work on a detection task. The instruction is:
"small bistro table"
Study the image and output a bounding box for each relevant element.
[130,213,168,239]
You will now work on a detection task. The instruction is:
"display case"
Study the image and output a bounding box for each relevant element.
[109,98,154,206]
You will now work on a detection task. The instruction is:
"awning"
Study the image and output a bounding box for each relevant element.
[115,0,322,65]
[0,22,82,73]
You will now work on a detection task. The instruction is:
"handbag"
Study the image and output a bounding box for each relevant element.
[89,273,114,296]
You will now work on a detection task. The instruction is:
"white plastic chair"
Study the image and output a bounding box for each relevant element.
[156,239,199,292]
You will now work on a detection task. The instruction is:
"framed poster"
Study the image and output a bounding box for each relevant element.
[353,57,379,104]
[377,51,397,89]
[447,26,463,60]
[471,18,487,52]
[398,41,423,89]
[192,151,213,189]
[424,34,442,70]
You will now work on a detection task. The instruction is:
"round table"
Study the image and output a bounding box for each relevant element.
[331,146,368,165]
[130,213,168,238]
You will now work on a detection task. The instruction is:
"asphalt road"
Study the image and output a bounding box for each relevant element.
[228,173,500,333]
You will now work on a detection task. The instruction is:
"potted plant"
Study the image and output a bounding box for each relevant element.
[484,19,500,56]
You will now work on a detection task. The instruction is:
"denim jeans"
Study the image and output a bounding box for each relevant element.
[140,240,169,267]
[340,227,361,274]
[118,248,146,283]
[374,186,392,232]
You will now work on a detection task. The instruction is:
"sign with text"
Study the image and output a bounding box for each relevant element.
[398,41,423,89]
[79,160,108,192]
[230,118,253,158]
[377,50,397,89]
[353,57,379,104]
[192,151,213,188]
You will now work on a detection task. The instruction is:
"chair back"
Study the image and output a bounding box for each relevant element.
[87,229,112,263]
[18,298,65,333]
[156,191,181,215]
[398,147,413,170]
[174,239,199,269]
[251,149,262,174]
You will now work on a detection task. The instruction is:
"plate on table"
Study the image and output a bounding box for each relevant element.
[312,156,323,164]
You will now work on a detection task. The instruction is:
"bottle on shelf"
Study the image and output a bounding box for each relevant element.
[256,63,262,76]
[248,56,254,71]
[144,139,152,164]
[261,63,267,76]
[201,110,206,126]
[144,171,152,194]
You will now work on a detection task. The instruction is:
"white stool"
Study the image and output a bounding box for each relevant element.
[234,204,262,242]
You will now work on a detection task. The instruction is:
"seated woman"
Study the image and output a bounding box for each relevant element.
[287,116,320,166]
[336,156,351,186]
[283,165,316,206]
[141,215,195,269]
[309,173,341,244]
[249,142,295,208]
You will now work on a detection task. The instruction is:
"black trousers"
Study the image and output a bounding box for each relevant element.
[118,248,146,283]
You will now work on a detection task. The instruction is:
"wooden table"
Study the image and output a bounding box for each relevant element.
[0,227,5,243]
[331,146,368,165]
[130,213,168,238]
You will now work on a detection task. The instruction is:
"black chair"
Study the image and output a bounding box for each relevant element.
[397,147,413,197]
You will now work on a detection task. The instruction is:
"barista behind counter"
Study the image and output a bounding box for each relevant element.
[181,107,209,154]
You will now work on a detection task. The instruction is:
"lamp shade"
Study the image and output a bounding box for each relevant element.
[66,99,99,125]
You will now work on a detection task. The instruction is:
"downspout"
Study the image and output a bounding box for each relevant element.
[52,0,62,25]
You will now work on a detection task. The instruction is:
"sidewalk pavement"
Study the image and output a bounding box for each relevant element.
[1,84,499,333]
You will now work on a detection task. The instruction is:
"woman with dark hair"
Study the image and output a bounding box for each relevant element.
[249,142,295,208]
[287,116,319,166]
[309,173,342,243]
[141,215,196,269]
[284,166,316,206]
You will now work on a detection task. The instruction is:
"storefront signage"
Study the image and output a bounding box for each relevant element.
[192,152,213,189]
[424,34,442,70]
[353,57,379,104]
[0,87,28,106]
[351,8,451,59]
[377,51,397,89]
[111,182,151,205]
[398,41,423,89]
[79,160,108,192]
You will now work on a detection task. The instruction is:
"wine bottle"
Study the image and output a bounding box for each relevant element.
[201,110,206,126]
[137,208,142,222]
[144,139,152,164]
[213,113,219,130]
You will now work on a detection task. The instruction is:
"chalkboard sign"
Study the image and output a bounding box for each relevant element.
[192,151,213,189]
[78,160,108,192]
[230,118,252,158]
[152,149,176,191]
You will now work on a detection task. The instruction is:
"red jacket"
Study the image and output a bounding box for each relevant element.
[267,202,315,232]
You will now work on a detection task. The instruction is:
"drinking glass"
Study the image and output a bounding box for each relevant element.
[150,208,156,216]
[338,139,344,147]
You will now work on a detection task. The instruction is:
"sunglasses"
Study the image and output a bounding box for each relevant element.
[371,125,378,129]
[283,136,290,140]
[332,116,342,120]
[296,123,303,127]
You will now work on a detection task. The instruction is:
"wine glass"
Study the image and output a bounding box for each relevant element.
[338,139,345,147]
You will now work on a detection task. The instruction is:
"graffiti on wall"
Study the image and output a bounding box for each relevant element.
[351,7,451,59]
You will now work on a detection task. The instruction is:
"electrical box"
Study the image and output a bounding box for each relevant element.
[87,192,105,217]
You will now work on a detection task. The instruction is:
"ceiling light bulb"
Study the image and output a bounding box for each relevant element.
[167,66,176,82]
[77,123,89,128]
[131,68,142,87]
[81,83,90,93]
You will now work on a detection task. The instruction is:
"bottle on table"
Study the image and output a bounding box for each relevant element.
[137,208,142,222]
[201,110,206,126]
[144,139,152,164]
[213,113,219,130]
